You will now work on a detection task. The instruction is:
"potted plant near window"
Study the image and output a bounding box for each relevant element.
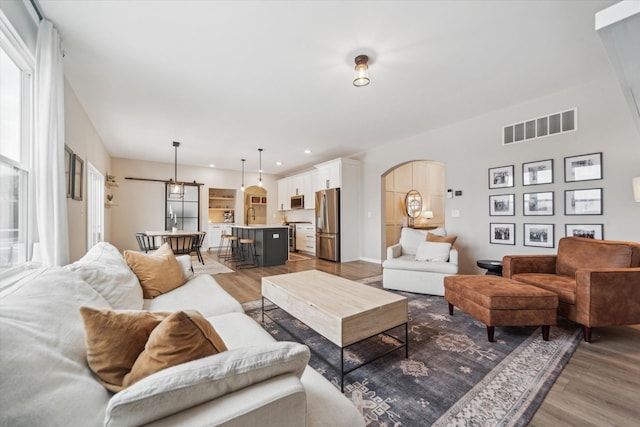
[106,194,114,205]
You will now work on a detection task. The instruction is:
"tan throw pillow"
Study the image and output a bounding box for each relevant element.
[124,243,186,298]
[122,310,227,388]
[79,307,169,392]
[427,232,457,246]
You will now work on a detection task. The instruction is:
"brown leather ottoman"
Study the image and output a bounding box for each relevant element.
[444,275,559,342]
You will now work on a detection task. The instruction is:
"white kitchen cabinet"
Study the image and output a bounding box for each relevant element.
[302,225,316,255]
[314,159,341,190]
[295,224,316,255]
[279,171,317,210]
[288,175,304,196]
[303,170,317,210]
[277,178,290,211]
[207,224,232,250]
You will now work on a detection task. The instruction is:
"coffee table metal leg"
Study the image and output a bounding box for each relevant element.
[261,306,407,394]
[341,347,345,393]
[405,322,409,357]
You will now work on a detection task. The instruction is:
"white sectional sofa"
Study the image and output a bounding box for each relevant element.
[382,227,459,296]
[0,242,363,427]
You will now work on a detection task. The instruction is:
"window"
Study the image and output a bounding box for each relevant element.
[0,16,34,268]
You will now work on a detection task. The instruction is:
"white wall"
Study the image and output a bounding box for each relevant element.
[358,76,640,273]
[64,81,112,261]
[110,158,279,252]
[1,2,113,262]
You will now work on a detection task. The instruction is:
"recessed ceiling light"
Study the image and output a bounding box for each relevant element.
[276,161,282,166]
[304,149,312,154]
[209,164,215,168]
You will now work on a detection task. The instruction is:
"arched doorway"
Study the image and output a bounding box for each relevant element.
[243,186,267,225]
[381,160,446,260]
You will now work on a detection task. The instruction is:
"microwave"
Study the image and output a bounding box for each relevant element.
[291,195,304,209]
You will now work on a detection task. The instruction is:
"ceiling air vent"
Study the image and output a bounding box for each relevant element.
[503,108,577,145]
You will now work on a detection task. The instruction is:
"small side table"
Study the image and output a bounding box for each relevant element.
[477,260,503,276]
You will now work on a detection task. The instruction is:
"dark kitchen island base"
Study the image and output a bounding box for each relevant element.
[231,225,289,267]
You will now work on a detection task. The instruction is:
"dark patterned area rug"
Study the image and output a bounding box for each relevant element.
[244,276,581,427]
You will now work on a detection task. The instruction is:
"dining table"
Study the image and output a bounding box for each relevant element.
[145,230,206,238]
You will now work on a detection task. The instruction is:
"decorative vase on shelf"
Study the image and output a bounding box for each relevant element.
[172,226,178,233]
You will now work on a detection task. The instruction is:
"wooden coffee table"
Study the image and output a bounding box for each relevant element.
[261,270,408,391]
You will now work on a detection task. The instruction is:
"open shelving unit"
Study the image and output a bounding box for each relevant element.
[105,175,119,207]
[208,188,236,223]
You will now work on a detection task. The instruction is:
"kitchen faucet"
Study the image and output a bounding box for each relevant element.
[246,207,256,226]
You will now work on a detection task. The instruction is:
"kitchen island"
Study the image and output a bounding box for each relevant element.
[231,225,289,267]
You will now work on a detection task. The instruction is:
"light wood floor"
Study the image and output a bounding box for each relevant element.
[212,255,383,303]
[209,254,640,426]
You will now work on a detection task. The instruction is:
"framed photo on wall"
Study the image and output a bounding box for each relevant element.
[489,194,515,216]
[489,165,514,189]
[71,154,84,201]
[564,152,602,182]
[565,188,602,215]
[522,159,553,185]
[524,223,555,248]
[523,191,554,216]
[490,223,515,245]
[565,224,603,240]
[65,145,73,198]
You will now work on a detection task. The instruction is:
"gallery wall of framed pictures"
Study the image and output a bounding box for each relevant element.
[488,152,603,247]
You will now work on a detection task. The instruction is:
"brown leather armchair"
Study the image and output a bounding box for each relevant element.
[503,237,640,342]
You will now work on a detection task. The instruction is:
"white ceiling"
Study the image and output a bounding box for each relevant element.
[38,0,617,176]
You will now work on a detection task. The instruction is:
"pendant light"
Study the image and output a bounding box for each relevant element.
[241,159,246,192]
[258,148,263,187]
[168,141,184,198]
[353,55,370,87]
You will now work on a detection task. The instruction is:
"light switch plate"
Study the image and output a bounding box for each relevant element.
[452,209,460,217]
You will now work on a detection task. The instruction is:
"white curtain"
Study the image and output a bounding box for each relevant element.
[34,19,68,267]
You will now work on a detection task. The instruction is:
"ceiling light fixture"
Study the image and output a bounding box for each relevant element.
[353,54,370,87]
[258,148,263,187]
[304,149,312,154]
[168,141,184,198]
[241,159,246,192]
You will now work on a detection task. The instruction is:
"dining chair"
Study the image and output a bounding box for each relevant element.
[135,233,159,253]
[191,232,206,265]
[163,235,195,256]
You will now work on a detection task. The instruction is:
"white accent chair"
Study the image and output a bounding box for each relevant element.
[382,227,459,295]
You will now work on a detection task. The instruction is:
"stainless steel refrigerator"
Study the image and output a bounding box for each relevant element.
[315,188,340,262]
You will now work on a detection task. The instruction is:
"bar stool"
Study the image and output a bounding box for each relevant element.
[237,237,259,268]
[221,235,242,263]
[217,234,233,257]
